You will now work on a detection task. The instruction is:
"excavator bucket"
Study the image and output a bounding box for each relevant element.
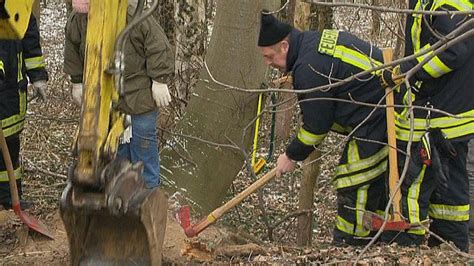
[60,159,168,265]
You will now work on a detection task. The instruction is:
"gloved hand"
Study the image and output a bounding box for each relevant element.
[380,65,403,88]
[32,80,48,101]
[71,83,83,106]
[151,80,171,107]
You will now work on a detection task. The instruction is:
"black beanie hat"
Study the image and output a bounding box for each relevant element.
[258,10,292,47]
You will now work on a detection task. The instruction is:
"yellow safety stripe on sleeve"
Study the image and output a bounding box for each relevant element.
[406,164,427,235]
[355,185,370,237]
[17,52,23,82]
[2,90,26,129]
[297,128,326,146]
[347,139,360,163]
[416,44,452,78]
[0,60,4,74]
[0,167,22,182]
[333,46,383,73]
[429,203,469,221]
[335,146,388,176]
[24,56,45,70]
[333,158,387,189]
[336,215,354,235]
[431,0,472,13]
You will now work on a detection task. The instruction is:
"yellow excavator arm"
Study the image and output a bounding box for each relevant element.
[57,0,168,265]
[0,0,169,263]
[0,0,34,39]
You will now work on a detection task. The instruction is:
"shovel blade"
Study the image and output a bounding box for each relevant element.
[13,204,54,239]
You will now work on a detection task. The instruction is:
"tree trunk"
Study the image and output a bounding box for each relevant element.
[394,0,407,60]
[309,3,333,32]
[160,0,268,213]
[371,0,382,38]
[297,151,319,246]
[284,0,321,247]
[33,0,40,27]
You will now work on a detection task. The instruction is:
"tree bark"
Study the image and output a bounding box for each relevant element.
[33,0,41,27]
[160,0,269,213]
[309,2,333,32]
[287,0,324,247]
[371,0,382,38]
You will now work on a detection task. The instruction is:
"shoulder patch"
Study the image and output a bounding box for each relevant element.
[318,29,339,56]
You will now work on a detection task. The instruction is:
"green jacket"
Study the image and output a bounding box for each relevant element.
[64,12,175,114]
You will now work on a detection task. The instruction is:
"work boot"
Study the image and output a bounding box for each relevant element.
[0,200,33,210]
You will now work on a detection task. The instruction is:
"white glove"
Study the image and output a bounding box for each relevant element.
[71,83,83,106]
[151,81,171,107]
[120,115,133,144]
[32,80,47,101]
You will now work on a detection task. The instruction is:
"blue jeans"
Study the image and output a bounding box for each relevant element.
[117,111,160,188]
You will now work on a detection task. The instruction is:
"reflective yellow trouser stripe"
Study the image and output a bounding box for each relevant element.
[2,91,26,138]
[0,167,22,182]
[0,60,4,75]
[429,203,470,221]
[335,145,388,177]
[297,128,326,146]
[17,52,23,82]
[336,215,354,235]
[407,164,427,235]
[334,160,387,190]
[24,56,45,70]
[355,185,370,236]
[347,139,360,163]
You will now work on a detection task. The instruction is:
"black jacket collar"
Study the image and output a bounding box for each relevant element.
[286,29,302,72]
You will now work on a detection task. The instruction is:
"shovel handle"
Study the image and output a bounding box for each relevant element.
[185,168,278,237]
[0,127,20,207]
[382,48,402,221]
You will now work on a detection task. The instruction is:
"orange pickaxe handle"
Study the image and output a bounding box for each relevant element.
[382,48,402,222]
[184,168,277,237]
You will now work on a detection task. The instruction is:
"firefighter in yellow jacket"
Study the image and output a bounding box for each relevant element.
[0,15,49,209]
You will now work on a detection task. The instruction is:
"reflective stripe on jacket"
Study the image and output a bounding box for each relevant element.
[284,29,386,162]
[395,0,474,142]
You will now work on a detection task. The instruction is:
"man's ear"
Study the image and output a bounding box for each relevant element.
[280,40,289,53]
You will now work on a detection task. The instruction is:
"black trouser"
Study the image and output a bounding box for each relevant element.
[383,138,469,252]
[332,137,387,246]
[0,134,22,204]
